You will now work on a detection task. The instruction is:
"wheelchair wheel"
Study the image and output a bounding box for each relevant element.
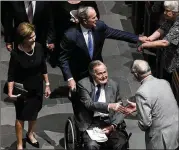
[64,117,78,150]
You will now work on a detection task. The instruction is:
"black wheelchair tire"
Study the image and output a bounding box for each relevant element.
[64,117,77,150]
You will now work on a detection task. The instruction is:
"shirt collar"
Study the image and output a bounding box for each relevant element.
[80,24,90,35]
[24,1,36,6]
[140,75,153,84]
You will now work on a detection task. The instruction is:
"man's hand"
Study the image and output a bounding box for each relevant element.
[137,44,144,52]
[139,36,148,43]
[68,79,76,91]
[102,125,114,135]
[108,102,123,112]
[6,43,13,52]
[47,43,55,51]
[119,100,137,115]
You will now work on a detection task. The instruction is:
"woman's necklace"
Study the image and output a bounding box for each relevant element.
[20,45,34,56]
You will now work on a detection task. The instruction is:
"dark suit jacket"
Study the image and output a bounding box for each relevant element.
[3,1,55,45]
[75,77,125,132]
[59,20,139,81]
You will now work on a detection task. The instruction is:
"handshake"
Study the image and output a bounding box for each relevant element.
[138,36,154,52]
[108,100,136,115]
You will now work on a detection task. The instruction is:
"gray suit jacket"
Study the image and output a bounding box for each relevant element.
[136,75,179,149]
[75,77,125,132]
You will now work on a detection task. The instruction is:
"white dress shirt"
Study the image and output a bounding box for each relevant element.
[24,1,36,16]
[68,24,94,81]
[80,24,94,48]
[93,82,109,117]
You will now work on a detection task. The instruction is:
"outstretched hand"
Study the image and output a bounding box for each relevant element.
[116,100,136,115]
[139,36,148,43]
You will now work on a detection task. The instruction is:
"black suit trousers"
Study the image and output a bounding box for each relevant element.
[82,119,127,150]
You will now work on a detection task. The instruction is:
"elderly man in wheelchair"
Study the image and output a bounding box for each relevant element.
[64,60,131,150]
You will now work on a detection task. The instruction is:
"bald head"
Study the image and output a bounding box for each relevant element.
[131,60,151,78]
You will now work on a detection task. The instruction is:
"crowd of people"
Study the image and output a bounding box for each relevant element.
[1,1,179,150]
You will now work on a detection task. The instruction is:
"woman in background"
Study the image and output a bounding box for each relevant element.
[138,1,179,83]
[7,22,51,149]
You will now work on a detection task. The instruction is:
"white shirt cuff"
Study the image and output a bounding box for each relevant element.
[68,78,74,81]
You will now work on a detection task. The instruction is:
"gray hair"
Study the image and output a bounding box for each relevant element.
[131,60,151,77]
[77,6,94,23]
[88,60,106,76]
[164,1,179,12]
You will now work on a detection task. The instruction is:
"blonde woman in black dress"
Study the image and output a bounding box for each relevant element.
[7,22,51,149]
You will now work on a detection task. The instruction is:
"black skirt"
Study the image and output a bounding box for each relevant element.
[15,94,43,121]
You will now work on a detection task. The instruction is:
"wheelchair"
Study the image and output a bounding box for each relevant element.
[64,116,132,150]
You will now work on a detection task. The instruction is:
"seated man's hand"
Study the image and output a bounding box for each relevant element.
[108,102,123,112]
[102,125,114,135]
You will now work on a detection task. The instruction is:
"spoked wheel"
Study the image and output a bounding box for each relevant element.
[64,117,77,150]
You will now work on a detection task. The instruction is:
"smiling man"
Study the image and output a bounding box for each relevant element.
[75,60,129,150]
[58,6,148,91]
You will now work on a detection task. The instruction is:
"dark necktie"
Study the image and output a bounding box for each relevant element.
[88,30,93,59]
[94,84,101,102]
[27,1,33,23]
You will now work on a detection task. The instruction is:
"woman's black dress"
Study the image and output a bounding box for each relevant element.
[8,42,47,121]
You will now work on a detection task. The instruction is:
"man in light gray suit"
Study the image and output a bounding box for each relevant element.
[76,60,128,150]
[120,60,179,149]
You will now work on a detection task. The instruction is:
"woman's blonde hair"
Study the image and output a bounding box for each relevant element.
[16,22,35,44]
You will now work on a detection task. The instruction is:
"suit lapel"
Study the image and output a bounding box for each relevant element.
[104,81,112,103]
[90,77,96,101]
[76,26,91,60]
[91,27,99,59]
[20,2,29,21]
[33,1,40,23]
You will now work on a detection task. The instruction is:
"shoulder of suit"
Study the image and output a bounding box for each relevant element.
[65,27,78,35]
[78,77,91,86]
[108,78,119,87]
[64,27,78,40]
[136,77,169,96]
[95,20,107,29]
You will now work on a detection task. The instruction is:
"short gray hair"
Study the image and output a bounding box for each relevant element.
[164,1,179,12]
[131,60,151,77]
[88,60,106,76]
[77,6,94,23]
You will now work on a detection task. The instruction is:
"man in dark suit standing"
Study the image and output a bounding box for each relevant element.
[76,60,128,150]
[59,6,147,91]
[2,1,55,52]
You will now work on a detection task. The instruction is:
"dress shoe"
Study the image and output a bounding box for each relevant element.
[26,133,39,148]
